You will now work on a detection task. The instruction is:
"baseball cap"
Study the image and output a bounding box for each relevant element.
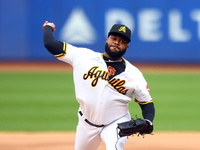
[108,24,131,43]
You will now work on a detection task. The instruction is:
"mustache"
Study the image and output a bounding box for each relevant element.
[109,45,121,50]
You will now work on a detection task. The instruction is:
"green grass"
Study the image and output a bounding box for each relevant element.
[0,73,78,131]
[0,72,200,131]
[129,74,200,131]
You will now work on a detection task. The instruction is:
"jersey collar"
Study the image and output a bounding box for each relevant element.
[101,53,127,65]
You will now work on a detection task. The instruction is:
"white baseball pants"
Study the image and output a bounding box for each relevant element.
[75,112,131,150]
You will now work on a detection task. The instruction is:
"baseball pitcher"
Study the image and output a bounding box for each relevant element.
[43,21,155,150]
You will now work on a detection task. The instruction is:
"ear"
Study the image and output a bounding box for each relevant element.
[126,45,129,50]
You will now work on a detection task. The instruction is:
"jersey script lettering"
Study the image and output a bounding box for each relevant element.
[83,66,129,95]
[83,66,109,87]
[108,78,129,95]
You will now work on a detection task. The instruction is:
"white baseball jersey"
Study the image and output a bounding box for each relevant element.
[56,43,152,125]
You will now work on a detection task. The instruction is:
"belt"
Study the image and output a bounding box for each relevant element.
[79,111,104,128]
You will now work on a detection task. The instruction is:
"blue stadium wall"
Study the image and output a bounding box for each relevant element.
[0,0,200,63]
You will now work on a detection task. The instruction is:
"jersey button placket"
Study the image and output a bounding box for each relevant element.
[94,84,106,123]
[93,62,107,123]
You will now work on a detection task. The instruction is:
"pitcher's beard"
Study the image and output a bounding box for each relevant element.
[105,42,127,59]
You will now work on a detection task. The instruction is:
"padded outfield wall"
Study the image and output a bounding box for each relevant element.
[0,0,200,63]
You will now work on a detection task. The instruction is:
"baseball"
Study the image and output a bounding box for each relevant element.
[47,23,53,26]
